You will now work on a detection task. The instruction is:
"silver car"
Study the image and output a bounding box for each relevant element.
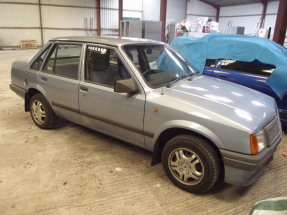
[10,37,283,193]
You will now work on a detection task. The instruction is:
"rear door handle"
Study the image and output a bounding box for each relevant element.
[41,77,47,81]
[80,86,88,92]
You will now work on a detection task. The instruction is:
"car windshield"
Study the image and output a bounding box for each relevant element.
[122,44,198,88]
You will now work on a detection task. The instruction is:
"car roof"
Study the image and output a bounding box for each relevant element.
[49,36,164,46]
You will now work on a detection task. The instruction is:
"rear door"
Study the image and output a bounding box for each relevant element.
[78,44,146,146]
[38,42,83,124]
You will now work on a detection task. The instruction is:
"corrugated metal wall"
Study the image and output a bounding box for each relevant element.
[0,0,143,48]
[142,0,160,21]
[219,3,265,35]
[265,1,279,40]
[101,0,119,36]
[167,0,186,23]
[186,0,217,22]
[0,0,97,48]
[0,0,282,48]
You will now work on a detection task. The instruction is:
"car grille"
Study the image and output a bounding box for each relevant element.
[265,115,281,146]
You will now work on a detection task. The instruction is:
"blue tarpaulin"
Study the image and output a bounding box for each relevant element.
[170,33,287,99]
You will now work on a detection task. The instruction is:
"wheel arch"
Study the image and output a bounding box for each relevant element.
[151,127,223,167]
[24,88,43,112]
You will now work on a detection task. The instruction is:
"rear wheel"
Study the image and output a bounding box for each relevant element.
[162,134,220,193]
[29,94,57,129]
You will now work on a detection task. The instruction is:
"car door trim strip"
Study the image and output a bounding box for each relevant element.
[51,101,154,138]
[52,102,80,114]
[80,111,154,138]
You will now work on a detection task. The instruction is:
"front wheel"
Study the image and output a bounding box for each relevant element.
[162,134,220,194]
[29,93,57,129]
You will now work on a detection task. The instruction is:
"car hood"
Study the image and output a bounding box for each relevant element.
[162,75,276,131]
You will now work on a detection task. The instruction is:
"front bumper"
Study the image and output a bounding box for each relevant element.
[220,133,282,186]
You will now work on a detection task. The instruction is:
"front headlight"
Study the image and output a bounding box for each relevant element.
[250,129,268,154]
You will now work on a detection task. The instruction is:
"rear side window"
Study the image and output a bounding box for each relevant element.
[42,44,82,79]
[30,45,51,70]
[220,59,276,77]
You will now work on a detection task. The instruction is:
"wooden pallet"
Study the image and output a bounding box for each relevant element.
[20,40,37,49]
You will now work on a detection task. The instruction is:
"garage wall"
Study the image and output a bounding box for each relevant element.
[0,1,41,48]
[0,0,96,48]
[186,0,216,22]
[219,1,279,37]
[0,0,143,48]
[142,0,186,23]
[166,0,187,23]
[142,0,160,21]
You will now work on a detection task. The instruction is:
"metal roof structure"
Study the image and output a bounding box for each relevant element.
[199,0,278,7]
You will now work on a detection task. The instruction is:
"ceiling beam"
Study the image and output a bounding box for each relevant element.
[160,0,167,42]
[259,0,267,28]
[273,0,287,45]
[198,0,218,10]
[258,0,267,4]
[118,0,123,36]
[97,0,101,36]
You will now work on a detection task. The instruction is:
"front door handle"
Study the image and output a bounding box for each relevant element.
[41,77,47,82]
[80,86,88,92]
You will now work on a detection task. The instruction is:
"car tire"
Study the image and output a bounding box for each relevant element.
[29,93,57,129]
[162,134,220,194]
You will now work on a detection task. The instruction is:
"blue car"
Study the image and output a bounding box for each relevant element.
[203,59,287,126]
[170,34,287,126]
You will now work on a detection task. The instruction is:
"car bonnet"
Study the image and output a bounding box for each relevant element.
[161,75,277,132]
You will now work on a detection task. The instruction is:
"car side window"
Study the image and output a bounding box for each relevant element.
[205,59,216,68]
[42,44,82,79]
[30,45,51,70]
[220,59,275,77]
[85,46,131,87]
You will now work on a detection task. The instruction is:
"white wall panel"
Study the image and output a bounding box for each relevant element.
[0,4,39,27]
[0,0,37,2]
[187,0,216,17]
[0,29,41,47]
[41,0,96,7]
[219,16,261,34]
[101,0,118,9]
[187,15,216,22]
[219,1,279,36]
[43,29,86,44]
[266,1,279,14]
[123,11,142,19]
[142,0,160,21]
[167,0,186,23]
[101,9,119,29]
[123,0,142,11]
[220,3,262,17]
[41,6,96,28]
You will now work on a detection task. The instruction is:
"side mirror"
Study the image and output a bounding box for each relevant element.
[114,78,139,94]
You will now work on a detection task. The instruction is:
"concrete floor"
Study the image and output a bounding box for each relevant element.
[1,49,287,215]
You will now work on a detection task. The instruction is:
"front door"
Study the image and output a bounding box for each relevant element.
[79,44,146,146]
